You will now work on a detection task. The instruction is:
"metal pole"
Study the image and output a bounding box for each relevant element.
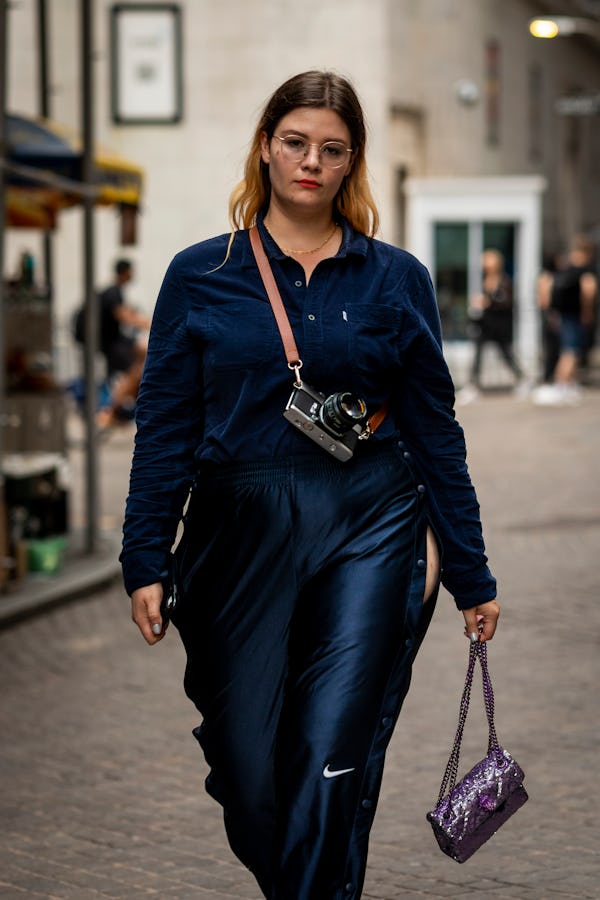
[37,0,53,299]
[81,0,99,553]
[0,0,9,471]
[37,0,49,117]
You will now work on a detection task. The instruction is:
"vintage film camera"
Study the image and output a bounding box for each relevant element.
[284,381,369,462]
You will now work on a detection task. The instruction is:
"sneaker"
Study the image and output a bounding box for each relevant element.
[560,382,582,405]
[455,384,480,406]
[531,384,561,405]
[513,378,534,400]
[531,382,582,406]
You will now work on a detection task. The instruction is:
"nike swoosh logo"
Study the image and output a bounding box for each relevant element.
[323,764,355,779]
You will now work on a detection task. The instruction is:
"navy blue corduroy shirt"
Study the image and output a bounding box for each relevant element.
[121,215,496,609]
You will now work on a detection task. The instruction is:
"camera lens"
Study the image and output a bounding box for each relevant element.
[321,391,367,434]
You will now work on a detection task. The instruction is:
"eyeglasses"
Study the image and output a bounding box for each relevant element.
[272,134,353,169]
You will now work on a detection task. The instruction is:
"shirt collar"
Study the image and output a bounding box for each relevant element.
[241,209,369,268]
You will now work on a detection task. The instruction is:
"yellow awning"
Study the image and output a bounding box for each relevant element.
[4,113,144,229]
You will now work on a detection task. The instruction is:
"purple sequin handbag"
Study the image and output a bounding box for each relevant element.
[427,641,528,863]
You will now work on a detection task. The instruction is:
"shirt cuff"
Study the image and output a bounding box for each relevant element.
[443,564,497,610]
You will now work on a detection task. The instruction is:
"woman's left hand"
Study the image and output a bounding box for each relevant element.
[131,582,168,645]
[462,599,500,643]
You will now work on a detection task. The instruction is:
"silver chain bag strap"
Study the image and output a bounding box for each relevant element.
[427,641,528,863]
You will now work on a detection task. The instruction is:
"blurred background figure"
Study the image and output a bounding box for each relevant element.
[456,248,527,404]
[536,252,564,385]
[95,259,151,427]
[532,235,598,406]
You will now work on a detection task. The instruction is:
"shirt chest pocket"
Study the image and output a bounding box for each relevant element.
[346,303,401,377]
[202,302,281,371]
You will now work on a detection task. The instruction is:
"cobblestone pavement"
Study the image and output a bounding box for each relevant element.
[0,390,599,899]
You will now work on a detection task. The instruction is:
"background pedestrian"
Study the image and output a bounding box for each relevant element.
[457,249,527,404]
[95,259,150,426]
[532,235,598,406]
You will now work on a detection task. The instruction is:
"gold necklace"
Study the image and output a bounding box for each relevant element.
[264,221,337,255]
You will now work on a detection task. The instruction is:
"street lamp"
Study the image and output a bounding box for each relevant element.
[529,16,600,41]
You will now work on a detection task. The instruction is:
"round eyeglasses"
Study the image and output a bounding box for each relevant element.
[272,134,353,169]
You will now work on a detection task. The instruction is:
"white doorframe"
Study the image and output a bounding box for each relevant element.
[404,176,547,380]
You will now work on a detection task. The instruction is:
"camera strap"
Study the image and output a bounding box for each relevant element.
[250,225,303,383]
[249,225,387,437]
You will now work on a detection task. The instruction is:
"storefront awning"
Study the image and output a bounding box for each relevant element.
[3,113,144,229]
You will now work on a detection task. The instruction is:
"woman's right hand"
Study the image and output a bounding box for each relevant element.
[131,583,168,644]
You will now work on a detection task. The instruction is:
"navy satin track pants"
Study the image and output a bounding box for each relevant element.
[172,441,439,900]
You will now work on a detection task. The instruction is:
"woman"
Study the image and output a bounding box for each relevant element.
[457,248,524,404]
[122,71,499,900]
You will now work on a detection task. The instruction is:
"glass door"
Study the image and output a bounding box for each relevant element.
[434,221,516,340]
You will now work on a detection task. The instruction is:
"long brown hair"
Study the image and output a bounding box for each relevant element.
[229,71,379,236]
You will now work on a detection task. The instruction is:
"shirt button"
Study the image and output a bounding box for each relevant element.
[294,280,303,287]
[345,884,354,893]
[307,313,316,321]
[417,484,426,494]
[381,716,391,727]
[361,798,373,809]
[417,558,426,569]
[397,440,405,449]
[403,451,411,460]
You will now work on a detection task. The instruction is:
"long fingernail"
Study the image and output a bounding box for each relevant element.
[470,632,479,643]
[152,623,161,635]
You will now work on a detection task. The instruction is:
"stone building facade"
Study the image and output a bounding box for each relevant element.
[4,0,600,381]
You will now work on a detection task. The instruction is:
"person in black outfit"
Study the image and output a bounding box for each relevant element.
[97,259,150,425]
[533,235,598,405]
[458,249,526,404]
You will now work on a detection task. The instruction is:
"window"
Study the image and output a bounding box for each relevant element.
[111,3,183,125]
[434,222,516,340]
[435,224,469,341]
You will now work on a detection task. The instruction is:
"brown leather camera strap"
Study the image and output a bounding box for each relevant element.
[250,225,301,369]
[363,402,388,436]
[249,225,387,435]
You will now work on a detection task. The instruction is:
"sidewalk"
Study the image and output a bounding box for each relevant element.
[0,528,122,627]
[0,414,133,628]
[0,388,599,898]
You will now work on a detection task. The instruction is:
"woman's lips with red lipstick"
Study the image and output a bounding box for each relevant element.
[296,179,320,189]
